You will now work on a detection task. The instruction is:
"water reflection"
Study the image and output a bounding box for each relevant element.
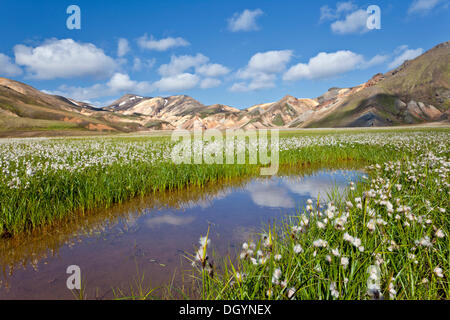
[0,164,363,299]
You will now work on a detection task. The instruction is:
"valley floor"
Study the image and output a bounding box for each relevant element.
[0,127,448,299]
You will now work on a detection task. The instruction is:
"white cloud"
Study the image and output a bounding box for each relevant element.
[158,53,209,77]
[117,38,130,57]
[246,50,293,74]
[200,78,221,89]
[155,54,229,91]
[137,34,189,51]
[336,1,358,14]
[196,63,230,77]
[362,54,389,69]
[228,9,264,32]
[230,50,292,91]
[283,50,366,81]
[107,73,137,91]
[388,46,423,69]
[153,73,200,91]
[246,181,295,208]
[0,53,22,76]
[408,0,442,14]
[230,73,276,92]
[47,73,152,101]
[146,214,195,228]
[14,39,117,79]
[132,57,156,71]
[320,1,356,21]
[331,9,369,34]
[320,2,375,34]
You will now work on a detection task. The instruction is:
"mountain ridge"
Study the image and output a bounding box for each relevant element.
[0,41,449,135]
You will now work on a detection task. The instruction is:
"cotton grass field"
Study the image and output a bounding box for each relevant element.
[0,127,448,300]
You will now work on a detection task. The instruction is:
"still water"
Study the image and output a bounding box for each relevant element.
[0,169,362,299]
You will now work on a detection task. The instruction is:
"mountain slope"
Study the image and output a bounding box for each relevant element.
[304,41,449,128]
[0,41,448,135]
[0,77,146,134]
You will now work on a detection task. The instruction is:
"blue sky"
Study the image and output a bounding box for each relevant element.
[0,0,449,108]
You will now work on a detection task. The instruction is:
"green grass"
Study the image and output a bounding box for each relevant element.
[190,145,449,300]
[0,127,447,300]
[1,128,448,237]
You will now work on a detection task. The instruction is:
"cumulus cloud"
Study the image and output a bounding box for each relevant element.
[14,39,117,79]
[283,50,386,81]
[117,38,130,57]
[246,181,295,208]
[0,53,22,76]
[230,50,292,92]
[107,73,137,91]
[153,73,200,91]
[145,214,195,228]
[158,53,209,77]
[230,73,277,92]
[320,1,356,21]
[388,46,424,69]
[245,50,293,74]
[331,9,369,34]
[200,78,222,89]
[320,2,375,34]
[227,9,264,32]
[196,63,230,77]
[132,57,156,71]
[47,72,152,102]
[137,34,189,51]
[154,54,229,92]
[408,0,443,14]
[363,54,389,68]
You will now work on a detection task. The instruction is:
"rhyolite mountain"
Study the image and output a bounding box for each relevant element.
[0,41,448,136]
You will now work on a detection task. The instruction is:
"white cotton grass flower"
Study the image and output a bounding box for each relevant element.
[313,239,328,248]
[235,272,246,282]
[367,220,376,232]
[415,236,433,248]
[331,248,340,257]
[199,236,210,248]
[388,277,397,299]
[330,282,339,298]
[367,265,382,300]
[293,244,303,254]
[435,229,445,238]
[434,267,444,278]
[343,232,354,242]
[340,257,349,269]
[300,216,309,227]
[272,268,282,285]
[274,254,282,261]
[287,287,296,299]
[259,256,268,264]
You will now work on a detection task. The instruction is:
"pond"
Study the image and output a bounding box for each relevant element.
[0,168,363,299]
